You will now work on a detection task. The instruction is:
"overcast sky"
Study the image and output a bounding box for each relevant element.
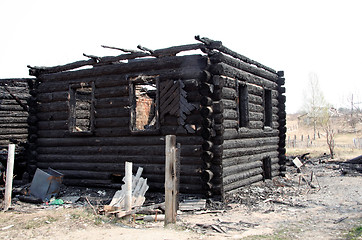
[1,0,361,113]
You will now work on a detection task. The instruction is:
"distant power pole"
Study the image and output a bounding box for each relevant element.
[351,94,354,119]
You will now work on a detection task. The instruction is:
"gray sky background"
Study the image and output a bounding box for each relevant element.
[1,0,361,113]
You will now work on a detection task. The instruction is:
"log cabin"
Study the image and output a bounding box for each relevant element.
[25,36,286,197]
[0,78,35,181]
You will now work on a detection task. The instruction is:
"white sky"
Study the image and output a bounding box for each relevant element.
[1,0,361,113]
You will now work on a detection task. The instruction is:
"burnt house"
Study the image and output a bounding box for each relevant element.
[26,36,286,197]
[0,78,34,180]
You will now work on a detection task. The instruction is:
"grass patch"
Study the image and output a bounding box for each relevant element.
[242,226,302,240]
[345,225,362,240]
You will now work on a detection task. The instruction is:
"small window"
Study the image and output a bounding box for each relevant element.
[238,84,249,128]
[264,89,272,127]
[130,76,159,132]
[69,82,94,134]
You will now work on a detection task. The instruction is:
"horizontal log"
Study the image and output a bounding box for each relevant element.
[37,162,201,176]
[37,91,69,103]
[95,97,129,109]
[210,63,277,89]
[39,55,206,82]
[223,128,278,140]
[223,109,238,120]
[223,151,279,168]
[37,101,69,112]
[223,145,278,159]
[0,117,28,124]
[37,120,68,130]
[94,85,128,98]
[0,111,28,117]
[223,167,263,186]
[0,134,28,140]
[36,75,128,93]
[0,104,26,111]
[223,136,279,149]
[223,174,263,193]
[37,154,203,166]
[37,111,69,121]
[95,108,130,118]
[0,128,28,135]
[0,123,28,128]
[36,145,201,157]
[209,52,278,82]
[28,59,97,76]
[61,178,202,193]
[223,120,238,129]
[95,117,129,128]
[223,161,262,177]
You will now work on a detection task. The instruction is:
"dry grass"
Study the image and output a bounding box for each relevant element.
[286,114,362,160]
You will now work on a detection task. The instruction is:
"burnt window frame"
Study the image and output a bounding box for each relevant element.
[263,88,273,129]
[129,76,160,134]
[68,82,95,136]
[237,82,249,128]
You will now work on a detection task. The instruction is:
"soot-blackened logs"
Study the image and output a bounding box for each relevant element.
[0,117,28,124]
[223,145,278,159]
[223,167,263,185]
[223,174,263,193]
[38,55,207,82]
[95,86,128,98]
[223,161,262,177]
[37,101,69,112]
[210,63,277,89]
[223,151,279,167]
[37,162,201,176]
[223,129,278,139]
[223,137,280,149]
[37,120,69,130]
[209,52,278,82]
[95,97,129,109]
[37,111,68,121]
[37,154,203,166]
[37,145,201,157]
[37,92,69,103]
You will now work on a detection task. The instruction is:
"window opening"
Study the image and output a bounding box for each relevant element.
[238,84,249,128]
[264,89,272,127]
[130,77,159,132]
[69,83,94,133]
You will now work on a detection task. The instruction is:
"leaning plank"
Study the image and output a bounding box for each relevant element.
[106,166,149,212]
[4,144,15,211]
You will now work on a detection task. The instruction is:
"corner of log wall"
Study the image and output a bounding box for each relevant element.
[277,71,286,175]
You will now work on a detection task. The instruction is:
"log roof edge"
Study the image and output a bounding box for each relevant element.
[27,36,277,76]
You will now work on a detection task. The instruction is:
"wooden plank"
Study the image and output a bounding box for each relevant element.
[124,161,132,213]
[4,144,15,211]
[165,135,178,225]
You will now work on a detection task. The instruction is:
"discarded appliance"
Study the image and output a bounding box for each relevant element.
[28,168,64,201]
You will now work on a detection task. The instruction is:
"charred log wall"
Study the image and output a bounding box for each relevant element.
[34,54,207,193]
[208,51,285,195]
[0,78,34,180]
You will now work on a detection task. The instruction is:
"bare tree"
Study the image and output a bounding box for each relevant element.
[304,73,329,139]
[325,118,335,159]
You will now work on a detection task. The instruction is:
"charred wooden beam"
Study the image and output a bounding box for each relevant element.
[195,35,276,73]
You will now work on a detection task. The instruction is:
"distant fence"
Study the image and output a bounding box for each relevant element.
[287,135,362,149]
[354,138,362,149]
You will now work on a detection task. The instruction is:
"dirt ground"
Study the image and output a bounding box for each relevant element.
[1,158,361,240]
